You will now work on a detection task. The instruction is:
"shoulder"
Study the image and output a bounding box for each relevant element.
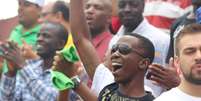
[93,64,114,81]
[140,20,169,42]
[14,24,23,30]
[154,88,179,101]
[149,24,169,40]
[95,64,111,74]
[98,83,118,100]
[10,24,22,34]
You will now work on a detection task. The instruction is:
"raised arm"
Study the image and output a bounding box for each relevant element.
[70,0,100,79]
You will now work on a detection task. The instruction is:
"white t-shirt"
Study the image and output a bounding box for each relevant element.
[91,64,114,95]
[154,88,201,101]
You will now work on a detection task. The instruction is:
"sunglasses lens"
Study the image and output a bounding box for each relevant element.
[111,44,118,54]
[111,44,132,55]
[119,44,131,55]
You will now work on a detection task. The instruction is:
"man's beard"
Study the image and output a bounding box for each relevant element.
[183,69,201,85]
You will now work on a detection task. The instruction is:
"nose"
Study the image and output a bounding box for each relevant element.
[123,4,132,12]
[85,6,95,15]
[195,50,201,61]
[111,49,121,59]
[37,34,43,43]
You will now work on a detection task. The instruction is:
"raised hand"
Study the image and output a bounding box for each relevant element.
[52,51,79,78]
[21,40,39,59]
[0,41,26,76]
[147,57,181,90]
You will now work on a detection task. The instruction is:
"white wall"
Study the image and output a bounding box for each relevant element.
[0,0,70,20]
[0,0,18,20]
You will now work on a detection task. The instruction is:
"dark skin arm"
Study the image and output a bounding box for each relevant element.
[147,57,181,90]
[69,0,100,99]
[70,0,100,79]
[53,0,102,100]
[21,40,39,60]
[74,82,97,101]
[57,90,69,101]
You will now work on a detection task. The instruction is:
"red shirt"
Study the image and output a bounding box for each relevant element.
[92,32,113,61]
[111,16,121,34]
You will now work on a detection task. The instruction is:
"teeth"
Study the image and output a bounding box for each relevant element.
[112,62,122,72]
[112,63,122,66]
[37,44,42,48]
[36,44,43,49]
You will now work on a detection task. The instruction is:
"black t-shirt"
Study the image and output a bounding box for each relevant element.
[98,83,155,101]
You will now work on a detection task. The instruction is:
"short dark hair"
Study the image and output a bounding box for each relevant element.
[175,23,201,56]
[52,1,69,21]
[43,21,68,42]
[127,33,155,63]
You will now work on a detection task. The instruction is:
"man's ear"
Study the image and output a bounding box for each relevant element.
[174,56,182,75]
[37,7,42,18]
[58,40,66,49]
[138,58,150,70]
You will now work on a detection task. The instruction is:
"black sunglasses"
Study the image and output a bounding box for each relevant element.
[111,44,145,58]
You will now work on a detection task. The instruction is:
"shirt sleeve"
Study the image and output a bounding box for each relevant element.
[19,66,58,101]
[0,74,16,101]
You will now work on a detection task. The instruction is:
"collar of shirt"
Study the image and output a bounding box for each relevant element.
[14,24,41,37]
[92,31,112,48]
[116,18,149,36]
[133,18,149,34]
[26,59,51,75]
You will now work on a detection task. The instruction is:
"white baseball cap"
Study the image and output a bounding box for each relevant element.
[26,0,45,7]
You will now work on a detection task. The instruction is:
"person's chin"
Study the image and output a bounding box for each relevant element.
[19,19,25,25]
[38,53,48,59]
[36,49,45,57]
[122,20,134,26]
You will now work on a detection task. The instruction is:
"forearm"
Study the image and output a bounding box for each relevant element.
[57,83,97,101]
[57,90,69,101]
[70,0,91,42]
[76,41,100,79]
[70,0,100,79]
[74,82,97,101]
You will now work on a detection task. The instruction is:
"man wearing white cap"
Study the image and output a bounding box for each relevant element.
[26,0,45,7]
[3,0,45,67]
[9,0,44,48]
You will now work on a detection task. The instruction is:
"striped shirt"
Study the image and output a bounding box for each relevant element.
[0,59,58,101]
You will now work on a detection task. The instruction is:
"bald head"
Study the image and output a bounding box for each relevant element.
[41,21,68,41]
[86,0,112,13]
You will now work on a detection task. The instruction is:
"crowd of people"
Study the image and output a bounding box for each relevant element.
[0,0,201,101]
